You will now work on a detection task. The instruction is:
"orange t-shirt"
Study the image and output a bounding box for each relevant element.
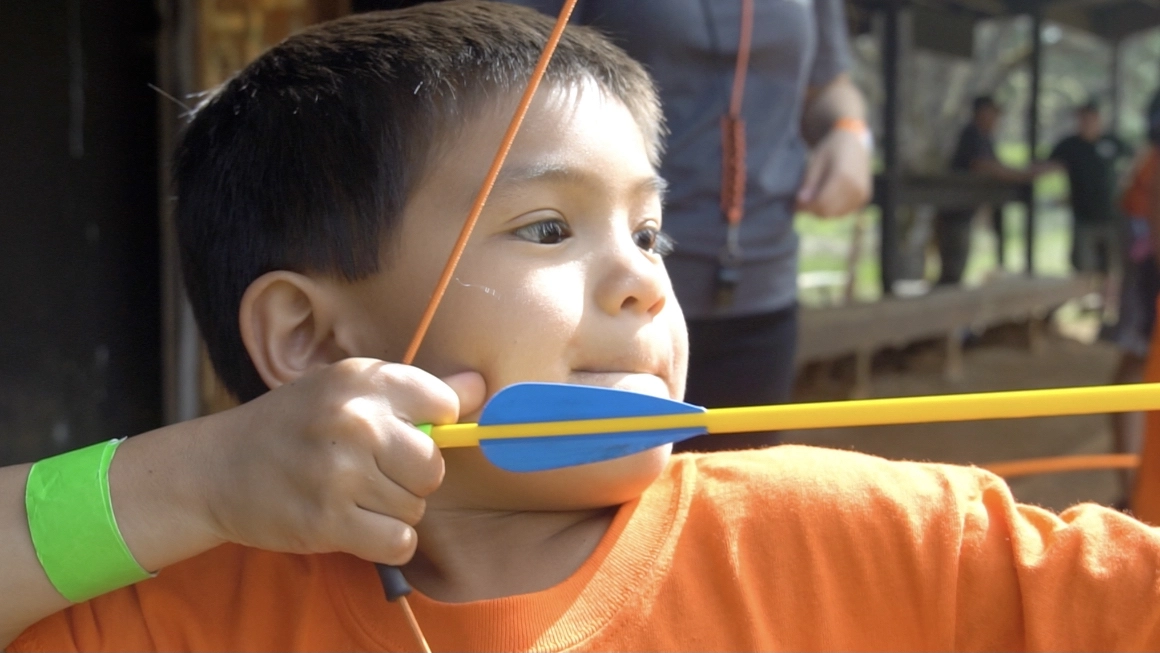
[1121,146,1160,218]
[12,446,1160,651]
[1133,298,1160,525]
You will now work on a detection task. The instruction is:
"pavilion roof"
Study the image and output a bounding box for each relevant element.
[852,0,1160,41]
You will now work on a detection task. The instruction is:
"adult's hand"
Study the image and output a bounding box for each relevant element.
[795,128,872,217]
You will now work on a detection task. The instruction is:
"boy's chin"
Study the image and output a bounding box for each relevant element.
[439,445,672,511]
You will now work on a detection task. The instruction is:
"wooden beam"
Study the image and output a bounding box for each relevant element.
[796,275,1096,364]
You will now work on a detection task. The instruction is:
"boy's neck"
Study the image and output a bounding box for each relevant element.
[404,505,617,603]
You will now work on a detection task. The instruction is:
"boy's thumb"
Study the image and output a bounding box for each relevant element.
[441,371,487,418]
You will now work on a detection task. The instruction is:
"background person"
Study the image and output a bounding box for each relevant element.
[1048,100,1130,317]
[937,95,1057,286]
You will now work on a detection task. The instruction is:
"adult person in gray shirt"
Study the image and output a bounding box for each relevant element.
[501,0,872,452]
[355,0,872,451]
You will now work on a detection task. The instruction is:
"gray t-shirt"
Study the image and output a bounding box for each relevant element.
[505,0,851,319]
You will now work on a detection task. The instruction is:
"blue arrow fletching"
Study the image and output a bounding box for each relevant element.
[477,382,707,472]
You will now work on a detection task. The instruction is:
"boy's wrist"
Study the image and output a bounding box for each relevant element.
[107,419,229,575]
[26,440,154,602]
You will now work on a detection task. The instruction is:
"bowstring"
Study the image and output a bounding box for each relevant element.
[389,3,578,651]
[401,0,580,366]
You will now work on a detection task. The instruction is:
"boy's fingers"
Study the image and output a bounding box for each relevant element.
[358,366,486,498]
[340,510,418,566]
[372,422,444,499]
[372,364,461,426]
[440,371,487,418]
[357,477,427,526]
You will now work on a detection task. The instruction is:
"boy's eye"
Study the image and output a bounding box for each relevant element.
[513,219,572,244]
[634,227,675,257]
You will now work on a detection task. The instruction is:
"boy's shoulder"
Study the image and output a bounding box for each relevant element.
[598,446,1019,650]
[667,445,1005,541]
[677,444,998,504]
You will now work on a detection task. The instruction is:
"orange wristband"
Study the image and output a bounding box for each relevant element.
[833,117,873,151]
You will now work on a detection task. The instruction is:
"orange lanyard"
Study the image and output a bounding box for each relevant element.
[720,0,754,232]
[715,0,755,307]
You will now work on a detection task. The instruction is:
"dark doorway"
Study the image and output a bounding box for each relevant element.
[0,1,161,463]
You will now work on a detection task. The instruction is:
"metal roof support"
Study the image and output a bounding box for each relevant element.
[879,0,904,295]
[1111,37,1123,133]
[1025,5,1043,276]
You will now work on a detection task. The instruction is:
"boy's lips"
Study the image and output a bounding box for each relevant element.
[567,371,671,398]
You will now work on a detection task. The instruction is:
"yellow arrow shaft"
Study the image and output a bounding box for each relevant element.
[429,383,1160,448]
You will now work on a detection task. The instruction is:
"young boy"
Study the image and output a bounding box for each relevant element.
[4,2,1160,650]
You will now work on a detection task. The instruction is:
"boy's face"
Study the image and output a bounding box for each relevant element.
[336,80,688,510]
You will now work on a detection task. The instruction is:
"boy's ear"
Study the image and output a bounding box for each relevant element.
[239,271,349,390]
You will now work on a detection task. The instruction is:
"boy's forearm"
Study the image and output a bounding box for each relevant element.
[108,417,226,574]
[0,463,69,646]
[0,419,225,647]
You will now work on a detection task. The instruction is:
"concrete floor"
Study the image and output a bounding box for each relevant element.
[783,333,1128,512]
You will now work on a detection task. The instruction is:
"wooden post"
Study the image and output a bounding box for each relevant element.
[853,347,874,399]
[945,328,965,383]
[1028,312,1047,355]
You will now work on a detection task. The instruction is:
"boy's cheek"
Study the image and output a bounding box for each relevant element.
[666,299,690,400]
[437,270,583,347]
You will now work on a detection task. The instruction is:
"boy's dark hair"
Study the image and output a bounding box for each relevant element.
[175,0,664,402]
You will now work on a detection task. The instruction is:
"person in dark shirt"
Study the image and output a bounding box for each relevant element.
[1049,101,1129,306]
[937,96,1056,286]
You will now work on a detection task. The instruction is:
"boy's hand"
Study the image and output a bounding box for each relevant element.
[199,359,485,565]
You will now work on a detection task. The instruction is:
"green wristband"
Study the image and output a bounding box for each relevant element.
[26,439,153,602]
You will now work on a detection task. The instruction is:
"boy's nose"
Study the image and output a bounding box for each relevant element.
[594,238,668,318]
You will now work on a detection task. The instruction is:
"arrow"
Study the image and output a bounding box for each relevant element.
[426,382,1160,472]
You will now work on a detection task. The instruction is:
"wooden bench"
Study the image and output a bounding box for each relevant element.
[796,275,1097,397]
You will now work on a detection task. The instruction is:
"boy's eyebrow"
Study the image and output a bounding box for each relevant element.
[490,162,668,200]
